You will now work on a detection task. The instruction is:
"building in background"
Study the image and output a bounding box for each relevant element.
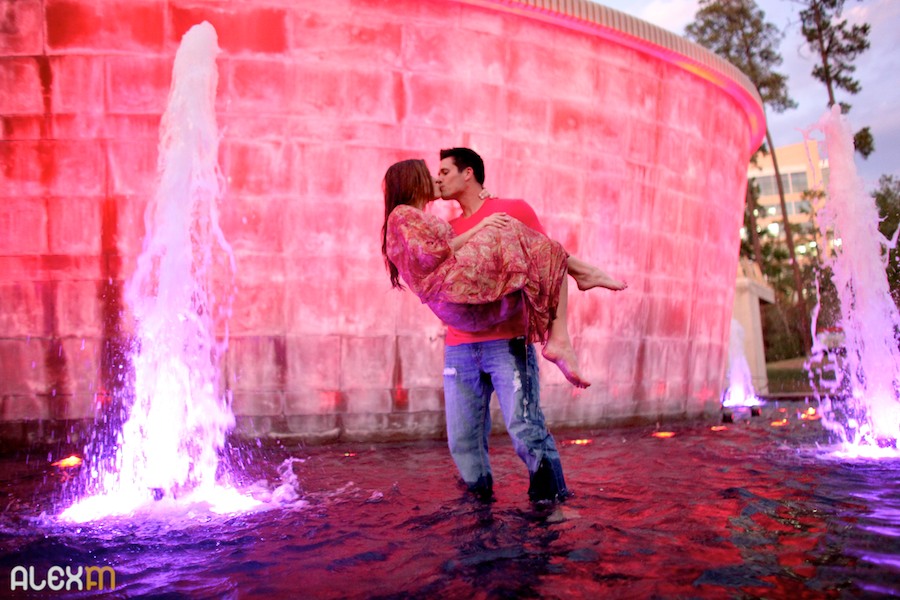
[747,140,831,262]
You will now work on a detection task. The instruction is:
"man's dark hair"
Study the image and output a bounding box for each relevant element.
[440,147,485,186]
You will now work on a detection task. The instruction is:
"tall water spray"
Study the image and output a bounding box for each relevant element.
[811,105,900,450]
[62,22,245,521]
[722,319,760,408]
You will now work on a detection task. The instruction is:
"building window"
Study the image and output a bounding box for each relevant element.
[790,172,808,191]
[755,175,777,196]
[751,171,811,196]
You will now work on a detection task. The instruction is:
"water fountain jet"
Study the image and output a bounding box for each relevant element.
[60,22,261,522]
[808,105,900,456]
[722,319,761,410]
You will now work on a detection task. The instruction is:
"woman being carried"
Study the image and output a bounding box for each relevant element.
[381,159,626,388]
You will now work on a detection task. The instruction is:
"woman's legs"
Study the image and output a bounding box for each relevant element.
[567,256,627,292]
[541,277,590,388]
[541,256,626,388]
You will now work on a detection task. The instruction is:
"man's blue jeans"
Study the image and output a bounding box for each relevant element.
[443,337,568,501]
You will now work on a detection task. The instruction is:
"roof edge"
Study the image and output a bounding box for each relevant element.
[456,0,767,154]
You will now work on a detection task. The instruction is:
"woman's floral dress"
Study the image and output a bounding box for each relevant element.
[385,204,568,342]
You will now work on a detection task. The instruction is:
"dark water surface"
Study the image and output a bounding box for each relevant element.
[1,402,899,599]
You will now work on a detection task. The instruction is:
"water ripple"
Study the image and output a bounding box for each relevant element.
[2,405,900,598]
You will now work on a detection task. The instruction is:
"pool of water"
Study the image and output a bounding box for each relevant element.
[1,402,899,598]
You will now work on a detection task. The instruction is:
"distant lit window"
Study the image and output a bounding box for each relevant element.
[754,175,777,196]
[790,172,808,191]
[752,172,814,196]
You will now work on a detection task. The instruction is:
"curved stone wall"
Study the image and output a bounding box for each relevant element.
[0,0,764,442]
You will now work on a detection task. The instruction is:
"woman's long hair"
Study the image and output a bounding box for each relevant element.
[381,159,434,289]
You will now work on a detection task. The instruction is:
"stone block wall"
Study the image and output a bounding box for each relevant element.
[0,0,762,443]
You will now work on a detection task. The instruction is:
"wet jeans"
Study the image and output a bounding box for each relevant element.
[443,337,568,501]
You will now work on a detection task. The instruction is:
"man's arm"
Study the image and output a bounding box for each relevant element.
[505,200,546,236]
[449,213,512,252]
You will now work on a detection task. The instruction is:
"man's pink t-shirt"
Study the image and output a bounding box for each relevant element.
[445,198,547,346]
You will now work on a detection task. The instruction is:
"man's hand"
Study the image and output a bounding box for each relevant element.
[450,213,513,252]
[475,212,512,232]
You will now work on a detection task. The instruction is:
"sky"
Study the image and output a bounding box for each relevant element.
[597,0,899,189]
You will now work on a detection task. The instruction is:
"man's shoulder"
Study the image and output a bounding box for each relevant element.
[484,197,535,218]
[488,198,541,230]
[488,197,530,210]
[448,197,540,233]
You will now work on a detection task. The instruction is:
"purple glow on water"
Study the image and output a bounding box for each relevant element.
[808,106,900,456]
[61,22,259,522]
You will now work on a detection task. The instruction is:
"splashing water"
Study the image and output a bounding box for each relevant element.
[808,105,900,456]
[722,319,760,408]
[61,22,261,522]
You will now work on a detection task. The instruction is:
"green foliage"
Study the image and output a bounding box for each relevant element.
[797,0,873,157]
[746,209,819,360]
[814,264,841,330]
[685,0,796,113]
[853,126,875,158]
[762,301,805,361]
[799,0,870,103]
[688,0,813,355]
[766,364,813,393]
[688,1,882,360]
[874,175,900,306]
[760,176,900,359]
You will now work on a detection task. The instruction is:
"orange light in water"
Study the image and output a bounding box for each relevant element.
[652,432,676,438]
[770,419,789,427]
[343,452,356,458]
[51,455,82,468]
[710,426,728,432]
[800,407,821,421]
[565,439,593,446]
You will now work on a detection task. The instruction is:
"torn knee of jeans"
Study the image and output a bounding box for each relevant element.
[512,370,523,392]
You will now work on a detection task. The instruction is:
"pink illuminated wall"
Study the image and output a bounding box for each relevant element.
[0,0,764,442]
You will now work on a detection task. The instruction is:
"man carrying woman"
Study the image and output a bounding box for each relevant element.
[381,148,625,504]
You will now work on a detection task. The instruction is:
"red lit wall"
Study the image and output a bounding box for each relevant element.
[0,0,762,442]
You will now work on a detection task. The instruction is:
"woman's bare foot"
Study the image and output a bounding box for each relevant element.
[542,340,591,388]
[573,269,627,292]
